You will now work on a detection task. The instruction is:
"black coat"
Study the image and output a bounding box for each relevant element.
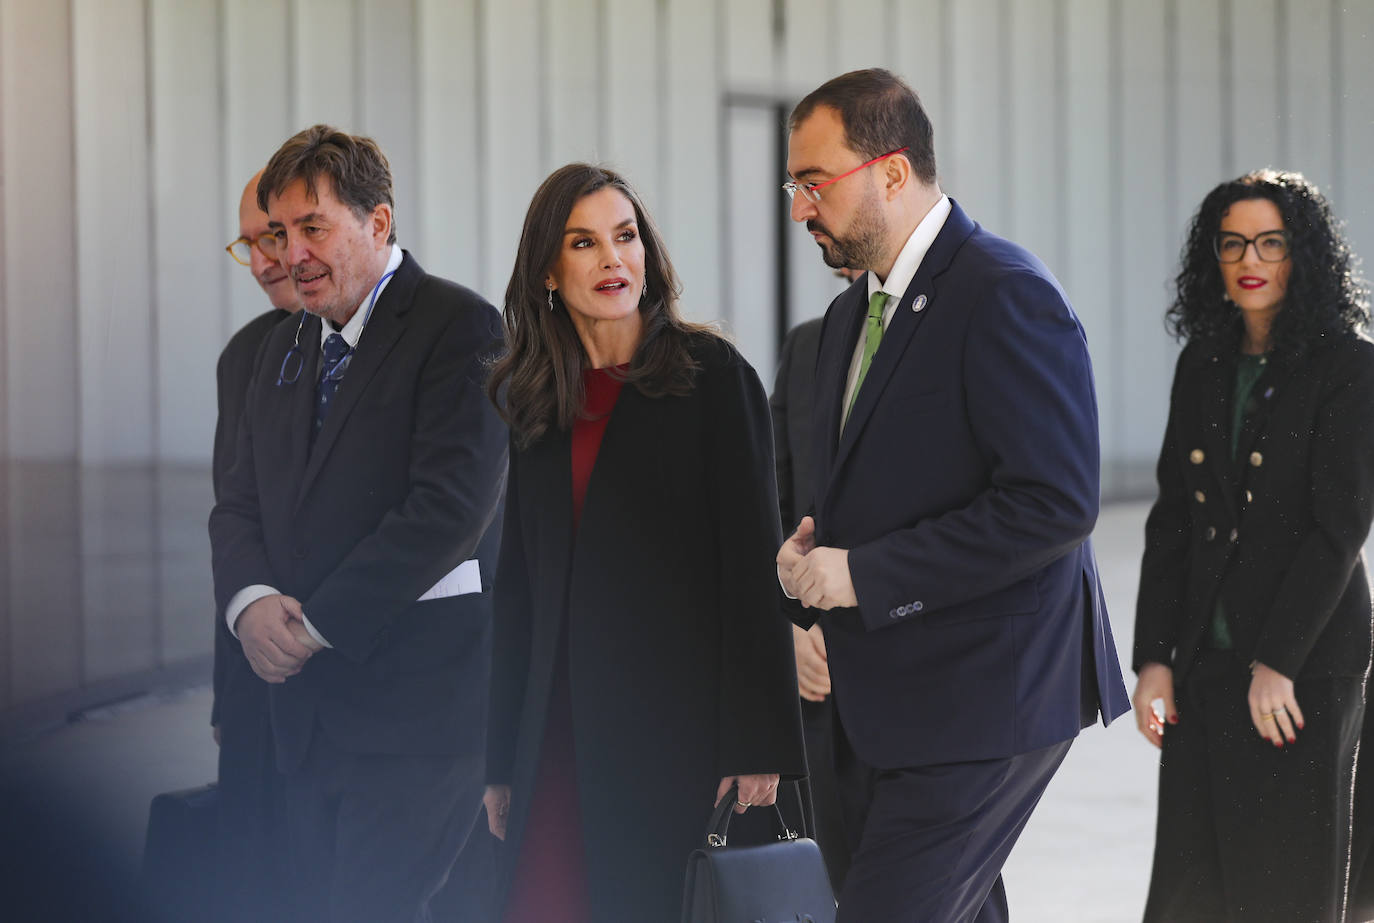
[1134,330,1374,682]
[486,336,807,921]
[210,252,508,770]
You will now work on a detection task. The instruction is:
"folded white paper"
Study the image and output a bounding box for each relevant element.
[417,558,482,601]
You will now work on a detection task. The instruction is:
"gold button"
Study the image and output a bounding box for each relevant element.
[1194,490,1206,503]
[1189,449,1205,464]
[1250,451,1263,467]
[1245,490,1253,503]
[1229,528,1239,542]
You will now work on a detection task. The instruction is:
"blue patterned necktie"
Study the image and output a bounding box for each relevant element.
[314,332,352,434]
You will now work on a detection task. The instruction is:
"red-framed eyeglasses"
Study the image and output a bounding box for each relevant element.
[783,147,910,203]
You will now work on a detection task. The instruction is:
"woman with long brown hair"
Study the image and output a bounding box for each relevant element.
[482,163,805,922]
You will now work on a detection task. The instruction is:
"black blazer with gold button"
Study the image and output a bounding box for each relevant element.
[1134,328,1374,682]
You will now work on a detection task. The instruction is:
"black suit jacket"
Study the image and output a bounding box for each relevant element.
[210,252,508,771]
[795,200,1129,770]
[486,336,806,920]
[211,307,290,729]
[1134,330,1374,682]
[771,317,824,531]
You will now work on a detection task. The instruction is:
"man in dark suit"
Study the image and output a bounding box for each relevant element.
[775,69,1130,922]
[209,168,299,922]
[209,125,507,922]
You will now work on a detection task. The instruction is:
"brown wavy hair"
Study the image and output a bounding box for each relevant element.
[258,124,397,245]
[488,163,719,448]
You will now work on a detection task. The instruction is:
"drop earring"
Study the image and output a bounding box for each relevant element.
[547,287,555,312]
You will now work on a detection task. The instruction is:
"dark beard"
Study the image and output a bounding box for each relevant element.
[809,190,886,271]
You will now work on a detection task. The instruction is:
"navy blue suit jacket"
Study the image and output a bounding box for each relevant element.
[794,201,1129,769]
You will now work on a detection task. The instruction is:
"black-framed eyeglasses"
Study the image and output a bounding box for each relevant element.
[1213,230,1290,264]
[226,232,280,266]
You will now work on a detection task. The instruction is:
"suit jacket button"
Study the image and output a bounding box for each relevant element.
[1229,528,1239,543]
[1250,451,1264,467]
[912,601,924,611]
[1194,490,1206,504]
[1205,526,1217,541]
[1189,449,1205,464]
[1245,490,1253,503]
[889,608,900,619]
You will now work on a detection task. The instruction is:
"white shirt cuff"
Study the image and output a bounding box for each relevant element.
[777,566,798,600]
[226,585,279,638]
[299,614,332,649]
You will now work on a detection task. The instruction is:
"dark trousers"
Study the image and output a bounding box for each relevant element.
[1144,650,1363,923]
[213,667,289,923]
[283,731,485,923]
[1347,697,1374,923]
[833,710,1071,923]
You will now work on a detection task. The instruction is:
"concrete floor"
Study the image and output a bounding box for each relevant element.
[1,500,1344,921]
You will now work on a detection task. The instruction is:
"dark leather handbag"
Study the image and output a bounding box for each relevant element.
[681,783,837,923]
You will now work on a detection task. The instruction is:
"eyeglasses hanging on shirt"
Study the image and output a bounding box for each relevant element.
[276,268,398,387]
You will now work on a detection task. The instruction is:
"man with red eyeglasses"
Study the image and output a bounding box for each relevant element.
[209,168,301,923]
[775,68,1129,922]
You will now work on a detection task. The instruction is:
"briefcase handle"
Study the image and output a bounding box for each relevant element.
[703,783,799,848]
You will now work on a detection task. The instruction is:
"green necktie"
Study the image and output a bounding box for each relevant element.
[844,291,889,426]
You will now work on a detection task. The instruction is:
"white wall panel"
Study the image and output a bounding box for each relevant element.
[1118,1,1172,460]
[892,0,947,182]
[945,0,1005,231]
[73,0,154,463]
[1172,0,1225,248]
[1009,0,1061,270]
[1280,0,1334,186]
[415,0,481,289]
[223,0,293,334]
[1,0,78,460]
[1063,1,1114,471]
[722,0,774,92]
[360,0,417,256]
[725,108,779,386]
[151,0,223,463]
[605,0,660,210]
[1338,1,1374,264]
[662,0,722,322]
[480,0,542,302]
[291,0,359,131]
[781,0,832,94]
[1227,0,1281,175]
[834,0,890,75]
[546,0,603,168]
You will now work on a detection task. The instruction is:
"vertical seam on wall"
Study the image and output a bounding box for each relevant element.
[537,0,550,174]
[217,0,230,344]
[998,0,1011,232]
[68,0,87,685]
[1329,0,1343,200]
[597,0,608,156]
[285,0,298,128]
[939,0,953,187]
[657,0,668,214]
[409,0,420,254]
[142,0,163,665]
[1219,0,1233,174]
[1163,0,1177,266]
[1108,0,1125,489]
[1052,0,1068,280]
[475,0,488,295]
[1275,0,1289,168]
[354,0,365,129]
[0,0,10,706]
[716,0,731,334]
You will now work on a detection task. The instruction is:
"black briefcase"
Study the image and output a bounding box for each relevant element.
[141,782,219,921]
[682,783,837,923]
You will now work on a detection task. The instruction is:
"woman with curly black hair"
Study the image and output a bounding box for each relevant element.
[1132,169,1374,922]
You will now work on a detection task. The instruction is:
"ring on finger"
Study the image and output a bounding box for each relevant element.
[1260,712,1275,720]
[738,801,752,808]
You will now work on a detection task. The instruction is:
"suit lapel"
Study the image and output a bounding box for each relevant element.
[825,202,976,499]
[282,313,323,501]
[296,252,420,507]
[1194,347,1239,521]
[812,283,867,494]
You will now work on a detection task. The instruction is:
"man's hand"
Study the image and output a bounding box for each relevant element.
[793,624,831,702]
[776,516,817,597]
[791,546,857,610]
[236,594,317,683]
[277,595,325,654]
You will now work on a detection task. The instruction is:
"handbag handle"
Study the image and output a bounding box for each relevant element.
[703,783,799,848]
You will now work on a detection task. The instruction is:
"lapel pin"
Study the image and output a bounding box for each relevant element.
[912,294,928,312]
[1263,387,1274,399]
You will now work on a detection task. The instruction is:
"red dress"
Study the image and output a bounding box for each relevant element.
[502,366,625,923]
